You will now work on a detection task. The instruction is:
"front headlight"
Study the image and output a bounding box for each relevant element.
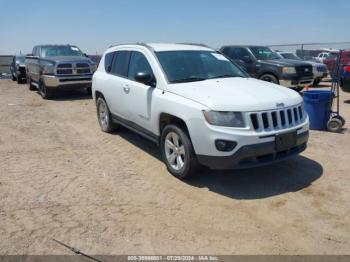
[203,111,245,127]
[42,64,55,75]
[90,64,98,72]
[282,67,296,74]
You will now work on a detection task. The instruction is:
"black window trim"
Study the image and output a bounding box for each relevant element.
[106,49,157,86]
[126,50,156,84]
[104,51,115,73]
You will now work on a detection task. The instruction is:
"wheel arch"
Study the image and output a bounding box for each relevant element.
[159,113,191,140]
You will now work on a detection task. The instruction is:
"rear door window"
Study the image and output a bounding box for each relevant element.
[111,51,130,77]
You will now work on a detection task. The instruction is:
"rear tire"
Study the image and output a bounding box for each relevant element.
[259,74,279,84]
[160,124,199,179]
[96,97,117,133]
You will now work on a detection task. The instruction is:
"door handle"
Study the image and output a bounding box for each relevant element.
[123,86,130,93]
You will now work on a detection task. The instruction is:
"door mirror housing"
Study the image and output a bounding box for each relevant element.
[135,71,156,87]
[242,56,253,63]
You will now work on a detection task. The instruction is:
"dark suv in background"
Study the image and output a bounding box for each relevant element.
[10,55,27,83]
[220,46,314,90]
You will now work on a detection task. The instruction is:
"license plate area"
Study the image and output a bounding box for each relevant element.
[275,131,297,151]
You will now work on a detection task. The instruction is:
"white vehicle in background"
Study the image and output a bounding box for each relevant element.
[278,52,328,86]
[314,52,331,63]
[92,43,309,178]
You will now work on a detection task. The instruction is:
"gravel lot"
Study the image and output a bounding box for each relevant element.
[0,79,349,255]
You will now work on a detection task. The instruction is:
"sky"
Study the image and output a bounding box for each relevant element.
[0,0,349,55]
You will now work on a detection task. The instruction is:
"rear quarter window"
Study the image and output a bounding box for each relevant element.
[104,52,115,73]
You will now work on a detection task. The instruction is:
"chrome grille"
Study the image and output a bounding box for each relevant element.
[249,104,305,132]
[56,62,91,75]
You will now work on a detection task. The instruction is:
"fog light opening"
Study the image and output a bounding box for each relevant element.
[215,140,237,152]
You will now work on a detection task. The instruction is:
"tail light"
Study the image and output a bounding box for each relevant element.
[344,65,350,73]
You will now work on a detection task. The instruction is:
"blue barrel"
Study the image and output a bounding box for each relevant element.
[303,90,332,130]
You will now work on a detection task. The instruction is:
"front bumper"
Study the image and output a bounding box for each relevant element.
[197,131,309,170]
[43,74,92,88]
[279,73,314,87]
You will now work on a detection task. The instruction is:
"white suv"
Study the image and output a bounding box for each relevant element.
[92,43,309,178]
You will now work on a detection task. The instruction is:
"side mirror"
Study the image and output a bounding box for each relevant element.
[135,72,156,87]
[84,53,89,57]
[242,56,253,63]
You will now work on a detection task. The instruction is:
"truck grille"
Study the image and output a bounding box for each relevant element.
[249,104,305,132]
[295,65,313,77]
[56,63,91,75]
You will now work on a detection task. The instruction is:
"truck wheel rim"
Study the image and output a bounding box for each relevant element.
[99,102,109,128]
[164,132,185,170]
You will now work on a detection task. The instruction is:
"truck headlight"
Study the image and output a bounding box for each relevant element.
[203,111,245,127]
[90,64,98,72]
[43,64,55,75]
[282,67,296,74]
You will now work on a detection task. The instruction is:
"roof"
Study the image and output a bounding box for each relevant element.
[221,45,273,50]
[34,44,77,47]
[108,43,214,52]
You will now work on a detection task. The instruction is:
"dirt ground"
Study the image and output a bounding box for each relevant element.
[0,79,349,255]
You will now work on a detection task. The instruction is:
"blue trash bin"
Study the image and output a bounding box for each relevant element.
[303,90,332,130]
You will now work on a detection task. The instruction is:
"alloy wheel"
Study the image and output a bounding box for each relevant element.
[164,131,186,170]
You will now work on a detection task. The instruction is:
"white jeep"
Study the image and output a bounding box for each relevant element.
[92,43,309,178]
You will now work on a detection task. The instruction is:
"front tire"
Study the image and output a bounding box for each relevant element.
[27,77,36,91]
[259,74,279,84]
[96,97,116,133]
[38,80,54,99]
[160,125,198,179]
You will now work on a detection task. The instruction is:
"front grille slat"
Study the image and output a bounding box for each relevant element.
[250,104,305,132]
[56,62,91,75]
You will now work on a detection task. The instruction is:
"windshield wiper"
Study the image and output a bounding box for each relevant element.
[171,77,207,83]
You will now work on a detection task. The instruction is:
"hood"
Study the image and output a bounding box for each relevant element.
[302,60,325,67]
[260,58,312,67]
[42,56,94,64]
[165,77,302,111]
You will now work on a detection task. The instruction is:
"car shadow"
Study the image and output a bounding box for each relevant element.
[344,99,350,104]
[41,89,92,101]
[115,128,323,200]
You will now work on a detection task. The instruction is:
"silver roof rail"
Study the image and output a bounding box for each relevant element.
[177,42,211,48]
[108,42,154,51]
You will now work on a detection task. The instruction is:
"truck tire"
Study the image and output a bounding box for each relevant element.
[38,80,54,99]
[259,74,279,84]
[27,77,36,91]
[16,75,22,84]
[160,124,199,179]
[96,97,117,133]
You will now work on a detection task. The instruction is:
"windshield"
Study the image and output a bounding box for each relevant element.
[156,51,247,83]
[281,53,302,60]
[250,47,281,60]
[40,46,84,58]
[15,56,25,63]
